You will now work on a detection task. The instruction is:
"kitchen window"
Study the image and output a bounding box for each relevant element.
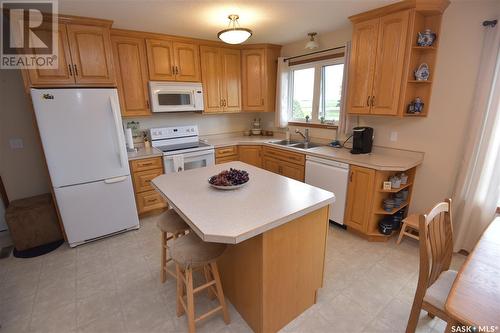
[289,58,344,125]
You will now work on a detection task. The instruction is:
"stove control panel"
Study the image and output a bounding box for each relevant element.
[150,125,199,141]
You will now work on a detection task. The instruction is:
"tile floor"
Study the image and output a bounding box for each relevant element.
[0,214,466,333]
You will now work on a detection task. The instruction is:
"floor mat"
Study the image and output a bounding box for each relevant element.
[13,239,64,258]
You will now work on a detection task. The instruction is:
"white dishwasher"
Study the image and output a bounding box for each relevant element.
[305,156,349,225]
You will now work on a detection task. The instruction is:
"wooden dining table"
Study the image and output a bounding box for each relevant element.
[445,216,500,328]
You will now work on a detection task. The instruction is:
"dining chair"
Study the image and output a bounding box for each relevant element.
[406,198,457,333]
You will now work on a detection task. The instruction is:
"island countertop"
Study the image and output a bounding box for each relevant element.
[151,161,335,244]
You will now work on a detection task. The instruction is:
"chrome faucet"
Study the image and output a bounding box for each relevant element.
[295,128,310,143]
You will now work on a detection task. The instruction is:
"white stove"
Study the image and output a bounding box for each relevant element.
[150,125,215,172]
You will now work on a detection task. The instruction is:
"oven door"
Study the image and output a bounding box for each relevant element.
[163,150,215,173]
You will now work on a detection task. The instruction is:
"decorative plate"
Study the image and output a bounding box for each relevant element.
[209,181,248,190]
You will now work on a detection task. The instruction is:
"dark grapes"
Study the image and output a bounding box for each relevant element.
[209,168,249,186]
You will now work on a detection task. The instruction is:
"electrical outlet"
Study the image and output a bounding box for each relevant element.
[9,138,24,149]
[390,131,398,142]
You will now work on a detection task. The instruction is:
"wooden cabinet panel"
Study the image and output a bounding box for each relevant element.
[200,46,223,113]
[262,147,305,166]
[242,49,266,111]
[66,24,115,85]
[130,157,163,172]
[262,157,305,182]
[216,155,239,165]
[215,146,238,158]
[111,34,151,117]
[221,48,242,112]
[238,146,262,168]
[146,39,175,80]
[136,190,167,214]
[132,168,163,193]
[370,10,410,115]
[344,166,375,232]
[346,18,379,115]
[173,42,201,82]
[28,23,75,86]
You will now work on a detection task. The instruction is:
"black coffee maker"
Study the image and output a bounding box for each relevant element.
[350,127,374,154]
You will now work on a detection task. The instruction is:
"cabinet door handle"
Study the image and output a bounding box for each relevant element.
[366,96,370,106]
[371,96,375,107]
[172,66,176,75]
[224,99,227,107]
[68,64,73,76]
[220,99,224,107]
[176,66,179,75]
[146,99,150,108]
[350,171,353,182]
[73,64,78,76]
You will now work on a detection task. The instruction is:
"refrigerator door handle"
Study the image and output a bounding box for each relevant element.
[109,96,127,168]
[104,176,128,184]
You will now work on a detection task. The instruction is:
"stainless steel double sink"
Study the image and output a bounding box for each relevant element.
[269,140,322,150]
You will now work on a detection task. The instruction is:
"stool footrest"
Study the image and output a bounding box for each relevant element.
[195,305,223,323]
[193,280,216,294]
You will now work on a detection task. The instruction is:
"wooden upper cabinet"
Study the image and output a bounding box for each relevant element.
[370,10,410,115]
[173,42,201,82]
[346,18,379,115]
[66,24,115,85]
[200,46,241,113]
[221,48,242,112]
[241,48,265,111]
[146,39,201,82]
[146,39,175,80]
[238,145,262,168]
[344,166,375,231]
[28,23,75,86]
[111,34,151,117]
[200,46,223,113]
[241,46,280,112]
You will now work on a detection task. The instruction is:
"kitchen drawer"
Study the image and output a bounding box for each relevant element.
[262,157,305,182]
[215,146,238,158]
[263,147,305,166]
[136,190,167,214]
[130,157,163,172]
[132,168,163,193]
[216,155,239,164]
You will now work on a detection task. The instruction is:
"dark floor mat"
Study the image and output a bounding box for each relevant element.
[0,245,13,259]
[13,239,64,258]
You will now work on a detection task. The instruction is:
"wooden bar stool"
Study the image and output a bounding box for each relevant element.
[170,233,229,333]
[157,209,190,283]
[397,214,420,244]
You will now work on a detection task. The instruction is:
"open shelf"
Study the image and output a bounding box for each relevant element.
[412,46,437,51]
[375,202,409,215]
[378,182,412,193]
[408,80,432,84]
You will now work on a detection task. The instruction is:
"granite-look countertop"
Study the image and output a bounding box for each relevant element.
[151,161,335,244]
[203,135,424,171]
[127,146,163,161]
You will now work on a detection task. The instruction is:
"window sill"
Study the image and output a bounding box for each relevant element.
[288,121,338,129]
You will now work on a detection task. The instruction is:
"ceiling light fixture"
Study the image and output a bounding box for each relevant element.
[305,32,319,50]
[217,14,252,45]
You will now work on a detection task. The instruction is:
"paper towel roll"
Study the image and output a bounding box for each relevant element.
[125,128,134,150]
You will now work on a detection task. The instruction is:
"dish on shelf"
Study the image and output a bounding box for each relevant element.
[208,168,249,190]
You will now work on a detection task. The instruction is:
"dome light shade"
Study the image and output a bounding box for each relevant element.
[305,32,319,50]
[218,14,252,44]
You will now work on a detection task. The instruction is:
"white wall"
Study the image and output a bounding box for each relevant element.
[281,0,499,213]
[0,70,50,201]
[123,112,275,137]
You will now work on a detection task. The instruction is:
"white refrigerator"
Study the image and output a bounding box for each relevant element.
[31,88,139,247]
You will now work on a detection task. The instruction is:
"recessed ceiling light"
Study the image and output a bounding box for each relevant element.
[217,14,252,44]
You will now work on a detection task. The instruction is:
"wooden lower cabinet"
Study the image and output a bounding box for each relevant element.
[130,156,167,215]
[344,166,376,233]
[262,147,305,182]
[215,146,238,164]
[238,145,262,168]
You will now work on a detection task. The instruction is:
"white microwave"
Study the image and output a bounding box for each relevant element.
[149,81,204,113]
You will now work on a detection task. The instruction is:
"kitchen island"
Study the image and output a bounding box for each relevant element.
[151,161,335,333]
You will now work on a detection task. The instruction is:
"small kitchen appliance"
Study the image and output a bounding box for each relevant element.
[150,125,215,173]
[350,127,374,154]
[149,81,204,113]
